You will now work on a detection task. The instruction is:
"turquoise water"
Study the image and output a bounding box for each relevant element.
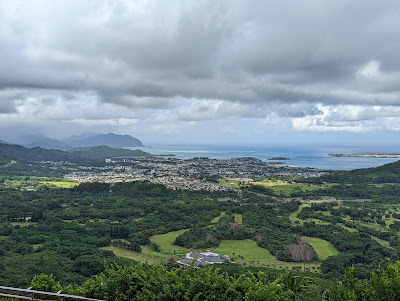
[130,144,400,170]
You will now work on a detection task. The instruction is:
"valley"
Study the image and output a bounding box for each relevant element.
[1,142,400,299]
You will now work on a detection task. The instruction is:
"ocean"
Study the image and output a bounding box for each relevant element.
[130,144,400,170]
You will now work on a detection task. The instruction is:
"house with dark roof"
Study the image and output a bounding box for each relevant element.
[177,251,231,267]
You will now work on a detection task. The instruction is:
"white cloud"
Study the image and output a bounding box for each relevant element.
[357,60,381,78]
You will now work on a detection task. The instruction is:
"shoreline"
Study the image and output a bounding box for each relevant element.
[330,153,400,158]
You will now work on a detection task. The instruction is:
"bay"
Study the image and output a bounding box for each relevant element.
[130,144,400,170]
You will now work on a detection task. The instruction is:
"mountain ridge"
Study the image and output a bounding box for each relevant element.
[1,132,144,150]
[0,143,151,162]
[64,132,144,148]
[68,145,152,158]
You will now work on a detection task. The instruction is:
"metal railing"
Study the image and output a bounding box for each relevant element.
[0,286,105,301]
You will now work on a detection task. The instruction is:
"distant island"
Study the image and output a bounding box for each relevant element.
[330,153,400,158]
[268,157,289,160]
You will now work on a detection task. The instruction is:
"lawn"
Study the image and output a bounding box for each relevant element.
[303,236,339,261]
[289,203,311,225]
[218,179,241,188]
[305,218,330,225]
[150,229,189,255]
[32,243,43,250]
[371,236,391,248]
[211,239,277,264]
[232,213,243,224]
[101,245,173,264]
[252,179,288,187]
[339,224,358,233]
[252,180,322,196]
[211,239,319,270]
[104,235,320,270]
[384,216,400,227]
[211,212,242,224]
[40,181,79,188]
[211,211,226,223]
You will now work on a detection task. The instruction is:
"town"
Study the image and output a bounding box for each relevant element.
[64,156,329,191]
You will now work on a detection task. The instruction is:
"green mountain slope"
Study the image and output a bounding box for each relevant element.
[305,160,400,184]
[68,145,153,158]
[65,132,144,148]
[0,143,153,162]
[0,143,75,161]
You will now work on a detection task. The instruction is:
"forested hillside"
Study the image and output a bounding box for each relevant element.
[1,154,400,300]
[303,160,400,184]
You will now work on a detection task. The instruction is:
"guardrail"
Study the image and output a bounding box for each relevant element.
[0,286,105,301]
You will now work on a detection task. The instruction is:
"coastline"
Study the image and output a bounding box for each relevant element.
[126,145,400,170]
[330,153,400,158]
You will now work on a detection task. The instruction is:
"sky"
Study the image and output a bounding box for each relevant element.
[1,0,400,146]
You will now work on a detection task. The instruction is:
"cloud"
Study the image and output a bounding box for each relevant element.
[1,0,400,140]
[291,104,400,133]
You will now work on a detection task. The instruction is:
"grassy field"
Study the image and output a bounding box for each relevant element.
[304,219,330,225]
[211,239,319,269]
[358,222,387,231]
[384,217,400,227]
[252,180,322,196]
[32,243,43,250]
[218,179,241,188]
[371,236,391,248]
[339,224,358,233]
[303,236,339,261]
[104,230,320,270]
[101,245,173,264]
[252,179,288,186]
[233,213,243,224]
[0,236,9,240]
[1,177,80,190]
[211,212,242,224]
[149,229,189,255]
[40,181,79,188]
[289,203,311,225]
[211,239,277,263]
[211,212,226,223]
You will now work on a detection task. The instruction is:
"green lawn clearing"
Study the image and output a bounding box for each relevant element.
[289,203,311,225]
[32,243,43,250]
[233,213,243,224]
[303,236,339,261]
[218,179,241,188]
[339,224,358,233]
[211,212,226,223]
[371,236,391,248]
[150,229,189,255]
[211,239,277,264]
[40,181,79,188]
[253,180,323,196]
[101,245,172,264]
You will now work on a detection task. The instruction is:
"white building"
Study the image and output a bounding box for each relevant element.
[177,252,231,267]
